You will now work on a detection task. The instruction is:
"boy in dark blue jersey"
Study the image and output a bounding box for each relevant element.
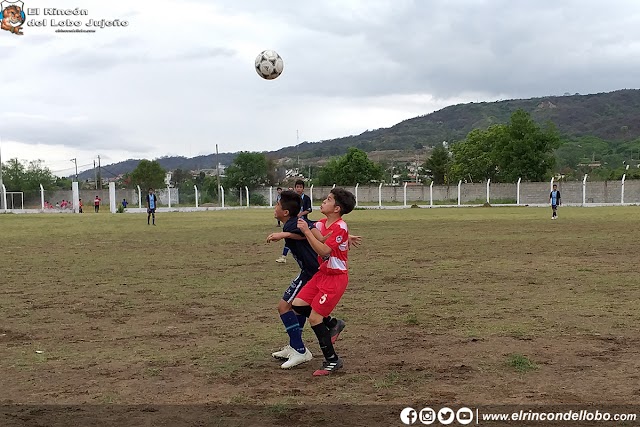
[267,190,359,369]
[276,180,313,263]
[549,184,561,219]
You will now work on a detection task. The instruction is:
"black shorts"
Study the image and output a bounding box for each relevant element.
[147,208,156,214]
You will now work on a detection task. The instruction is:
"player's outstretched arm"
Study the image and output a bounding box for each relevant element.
[348,234,362,248]
[266,232,304,243]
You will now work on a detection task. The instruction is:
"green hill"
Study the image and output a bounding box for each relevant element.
[85,89,640,179]
[273,89,640,160]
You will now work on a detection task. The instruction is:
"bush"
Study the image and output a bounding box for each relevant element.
[249,193,267,206]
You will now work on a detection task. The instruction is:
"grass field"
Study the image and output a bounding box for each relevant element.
[1,207,640,425]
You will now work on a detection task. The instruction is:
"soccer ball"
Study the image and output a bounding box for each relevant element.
[255,50,284,80]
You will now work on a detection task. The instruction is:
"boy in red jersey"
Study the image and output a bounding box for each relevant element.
[292,187,356,376]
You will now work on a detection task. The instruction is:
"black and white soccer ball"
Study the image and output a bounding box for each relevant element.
[255,50,284,80]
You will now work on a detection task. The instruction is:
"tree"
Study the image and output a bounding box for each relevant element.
[171,168,191,186]
[1,158,57,192]
[494,109,560,182]
[222,152,270,191]
[317,148,383,186]
[2,158,25,190]
[317,158,341,186]
[449,110,560,183]
[131,160,166,191]
[424,145,451,184]
[449,128,500,182]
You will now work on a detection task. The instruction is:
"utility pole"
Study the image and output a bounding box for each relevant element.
[97,155,101,189]
[94,160,97,190]
[296,130,300,167]
[71,158,78,181]
[215,144,221,206]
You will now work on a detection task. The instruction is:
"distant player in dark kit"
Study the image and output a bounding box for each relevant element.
[292,187,356,376]
[146,188,158,225]
[275,187,283,227]
[266,190,360,369]
[550,184,561,219]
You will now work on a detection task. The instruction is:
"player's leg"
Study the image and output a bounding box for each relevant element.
[276,276,317,368]
[152,209,156,225]
[273,275,310,364]
[147,209,151,224]
[276,245,289,263]
[293,274,348,376]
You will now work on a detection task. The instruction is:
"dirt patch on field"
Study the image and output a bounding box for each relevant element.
[1,208,640,426]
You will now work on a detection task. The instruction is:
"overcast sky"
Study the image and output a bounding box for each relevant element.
[1,0,639,176]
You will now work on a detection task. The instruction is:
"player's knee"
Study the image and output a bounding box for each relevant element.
[277,299,291,314]
[292,304,311,318]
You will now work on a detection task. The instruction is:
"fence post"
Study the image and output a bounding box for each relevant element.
[109,182,116,213]
[378,182,383,207]
[621,174,626,204]
[430,181,433,206]
[40,183,45,210]
[486,179,491,204]
[550,176,554,191]
[332,184,336,189]
[403,182,408,207]
[516,177,521,205]
[269,186,273,207]
[194,185,199,208]
[0,183,6,212]
[355,183,359,207]
[310,185,314,210]
[582,174,588,206]
[72,181,79,213]
[457,180,462,206]
[220,185,225,207]
[137,185,142,209]
[168,186,171,208]
[245,186,249,207]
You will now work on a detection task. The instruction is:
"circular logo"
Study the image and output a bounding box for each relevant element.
[400,407,418,425]
[418,407,436,424]
[456,407,474,425]
[438,407,455,425]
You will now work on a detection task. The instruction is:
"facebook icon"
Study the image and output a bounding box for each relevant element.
[400,407,418,425]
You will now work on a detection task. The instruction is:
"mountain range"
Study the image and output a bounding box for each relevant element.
[78,89,640,180]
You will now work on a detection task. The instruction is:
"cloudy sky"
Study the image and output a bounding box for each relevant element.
[1,0,639,176]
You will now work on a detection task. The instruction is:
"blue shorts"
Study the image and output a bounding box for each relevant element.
[282,274,305,303]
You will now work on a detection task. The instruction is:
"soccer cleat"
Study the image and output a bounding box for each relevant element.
[329,319,346,344]
[275,256,287,263]
[272,345,294,360]
[312,358,343,376]
[280,348,313,369]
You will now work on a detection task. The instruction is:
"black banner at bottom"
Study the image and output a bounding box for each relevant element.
[1,404,639,427]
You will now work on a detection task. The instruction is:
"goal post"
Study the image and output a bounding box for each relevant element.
[5,192,24,210]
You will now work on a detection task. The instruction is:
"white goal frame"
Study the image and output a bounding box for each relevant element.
[5,191,24,210]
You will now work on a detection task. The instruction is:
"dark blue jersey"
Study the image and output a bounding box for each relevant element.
[283,216,319,283]
[299,193,312,220]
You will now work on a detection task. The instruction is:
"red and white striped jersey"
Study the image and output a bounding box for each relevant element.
[314,218,349,275]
